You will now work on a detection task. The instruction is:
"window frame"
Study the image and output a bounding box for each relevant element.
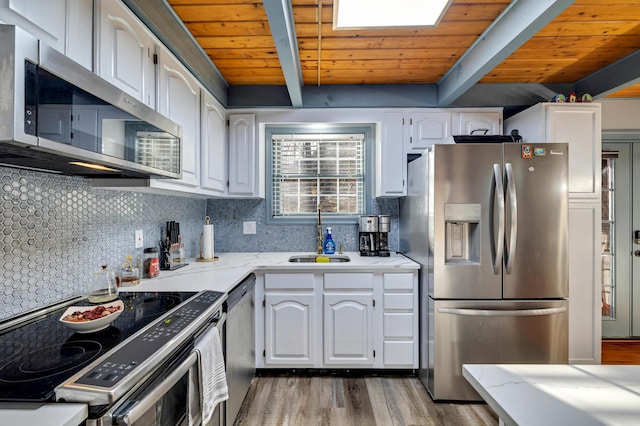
[265,124,374,225]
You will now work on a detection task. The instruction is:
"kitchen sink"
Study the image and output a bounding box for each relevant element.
[288,254,351,263]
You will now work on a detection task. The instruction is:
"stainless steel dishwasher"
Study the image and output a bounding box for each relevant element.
[224,273,256,426]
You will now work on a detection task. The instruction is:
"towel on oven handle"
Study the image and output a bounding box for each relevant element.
[192,324,228,425]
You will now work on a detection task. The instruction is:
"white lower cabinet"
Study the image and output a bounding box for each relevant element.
[265,293,316,365]
[324,293,374,365]
[263,273,317,365]
[257,271,417,369]
[324,273,374,366]
[382,273,418,366]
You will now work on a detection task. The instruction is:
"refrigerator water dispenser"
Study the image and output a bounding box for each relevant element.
[444,204,480,264]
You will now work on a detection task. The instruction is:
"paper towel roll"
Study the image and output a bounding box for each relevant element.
[202,224,214,259]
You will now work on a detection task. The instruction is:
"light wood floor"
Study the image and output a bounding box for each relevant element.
[233,374,498,426]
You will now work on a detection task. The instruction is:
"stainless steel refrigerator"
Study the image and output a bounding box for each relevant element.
[399,142,569,401]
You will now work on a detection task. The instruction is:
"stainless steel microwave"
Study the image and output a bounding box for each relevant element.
[0,24,182,179]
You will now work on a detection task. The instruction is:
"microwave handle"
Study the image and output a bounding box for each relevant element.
[115,315,226,425]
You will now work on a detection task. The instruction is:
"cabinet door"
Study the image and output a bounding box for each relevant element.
[96,0,156,107]
[158,47,201,187]
[200,90,227,193]
[378,112,406,196]
[265,294,316,365]
[409,112,451,151]
[228,114,257,196]
[0,0,66,53]
[382,273,418,367]
[568,203,601,364]
[66,0,93,69]
[546,105,601,198]
[324,293,373,365]
[457,111,502,135]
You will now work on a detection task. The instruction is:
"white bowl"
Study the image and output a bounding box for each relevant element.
[59,300,124,333]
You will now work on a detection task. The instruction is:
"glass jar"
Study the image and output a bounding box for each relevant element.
[143,247,160,278]
[120,255,140,286]
[86,265,119,303]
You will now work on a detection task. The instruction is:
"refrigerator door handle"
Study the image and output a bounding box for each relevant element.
[492,163,505,274]
[504,162,518,274]
[438,307,567,317]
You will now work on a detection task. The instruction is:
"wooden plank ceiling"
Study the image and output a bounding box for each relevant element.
[167,0,640,101]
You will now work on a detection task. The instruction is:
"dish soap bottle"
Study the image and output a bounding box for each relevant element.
[323,227,336,254]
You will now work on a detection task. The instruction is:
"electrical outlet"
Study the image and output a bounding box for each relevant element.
[243,221,256,235]
[135,229,144,248]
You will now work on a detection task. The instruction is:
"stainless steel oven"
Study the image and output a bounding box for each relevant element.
[106,314,226,426]
[0,290,226,425]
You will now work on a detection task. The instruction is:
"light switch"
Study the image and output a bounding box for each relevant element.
[243,221,256,235]
[134,229,144,248]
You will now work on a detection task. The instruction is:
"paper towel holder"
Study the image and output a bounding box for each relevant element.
[197,216,218,262]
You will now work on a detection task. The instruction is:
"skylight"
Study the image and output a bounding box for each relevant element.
[333,0,453,29]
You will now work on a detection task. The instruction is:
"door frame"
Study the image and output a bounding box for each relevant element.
[602,130,640,338]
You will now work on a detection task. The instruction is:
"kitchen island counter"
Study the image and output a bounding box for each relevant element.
[463,364,640,426]
[125,251,418,294]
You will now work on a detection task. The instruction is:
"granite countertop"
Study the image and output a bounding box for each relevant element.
[124,251,419,294]
[463,364,640,426]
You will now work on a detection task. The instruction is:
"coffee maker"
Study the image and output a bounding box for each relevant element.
[377,215,391,257]
[358,215,391,256]
[358,216,378,256]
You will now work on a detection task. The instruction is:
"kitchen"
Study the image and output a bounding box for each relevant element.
[2,0,640,425]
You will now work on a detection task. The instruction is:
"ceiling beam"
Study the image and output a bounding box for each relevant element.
[263,0,304,108]
[436,0,576,107]
[576,49,640,99]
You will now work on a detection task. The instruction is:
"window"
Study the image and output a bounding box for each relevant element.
[267,125,372,223]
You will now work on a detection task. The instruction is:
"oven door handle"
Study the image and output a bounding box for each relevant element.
[117,352,198,425]
[116,315,226,425]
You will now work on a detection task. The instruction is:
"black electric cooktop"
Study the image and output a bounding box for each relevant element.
[0,291,198,402]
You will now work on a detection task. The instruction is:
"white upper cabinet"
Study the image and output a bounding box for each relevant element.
[505,102,601,199]
[406,112,452,152]
[200,90,227,194]
[228,114,258,197]
[378,112,406,197]
[157,45,201,188]
[95,0,156,107]
[0,0,92,69]
[456,111,502,136]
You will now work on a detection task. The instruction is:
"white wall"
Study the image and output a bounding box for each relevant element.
[599,99,640,130]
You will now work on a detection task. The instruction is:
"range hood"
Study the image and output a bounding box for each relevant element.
[0,25,182,179]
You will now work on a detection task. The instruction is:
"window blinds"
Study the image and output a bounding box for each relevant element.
[271,133,365,217]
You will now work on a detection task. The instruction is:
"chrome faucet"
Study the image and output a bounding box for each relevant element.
[317,208,323,254]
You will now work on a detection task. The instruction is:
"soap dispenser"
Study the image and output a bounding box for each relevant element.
[323,227,336,254]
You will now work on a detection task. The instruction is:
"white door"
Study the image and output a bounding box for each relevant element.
[158,48,201,187]
[96,0,156,106]
[264,294,316,365]
[602,142,640,338]
[200,90,227,193]
[323,293,373,365]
